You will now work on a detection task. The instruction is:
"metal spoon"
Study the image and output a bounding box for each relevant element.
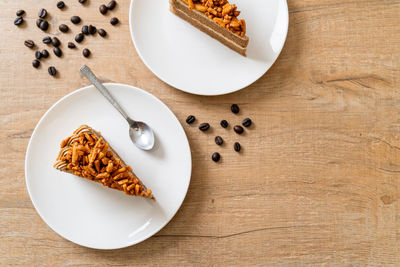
[80,65,155,151]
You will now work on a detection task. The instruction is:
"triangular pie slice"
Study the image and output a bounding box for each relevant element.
[170,0,249,56]
[54,125,154,199]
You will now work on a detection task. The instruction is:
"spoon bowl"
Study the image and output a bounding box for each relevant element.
[129,121,155,150]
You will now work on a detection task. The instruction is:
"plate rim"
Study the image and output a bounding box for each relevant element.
[25,83,192,249]
[129,0,289,96]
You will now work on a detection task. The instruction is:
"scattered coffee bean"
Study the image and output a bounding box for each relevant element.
[36,18,43,28]
[39,20,49,31]
[48,66,57,76]
[107,0,117,10]
[35,51,42,59]
[186,115,195,124]
[67,42,76,48]
[234,125,244,134]
[212,152,221,162]
[59,24,69,32]
[98,28,107,37]
[242,118,252,127]
[234,142,241,152]
[75,33,84,43]
[53,47,62,57]
[51,37,61,47]
[99,5,108,14]
[215,136,223,146]
[199,123,210,131]
[82,48,91,57]
[24,40,35,48]
[88,25,96,35]
[38,8,47,19]
[14,17,23,26]
[220,120,228,128]
[16,10,25,16]
[43,36,52,44]
[41,49,49,58]
[82,25,89,35]
[57,1,66,9]
[71,16,81,24]
[32,59,40,68]
[110,17,119,25]
[79,0,87,4]
[231,104,239,114]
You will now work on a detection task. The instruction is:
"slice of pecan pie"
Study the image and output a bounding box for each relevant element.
[54,125,154,199]
[170,0,249,56]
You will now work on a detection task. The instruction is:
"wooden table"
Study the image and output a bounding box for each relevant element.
[1,0,399,265]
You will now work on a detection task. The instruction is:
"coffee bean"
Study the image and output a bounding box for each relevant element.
[35,51,42,59]
[110,17,119,25]
[36,18,43,28]
[234,125,244,134]
[67,42,76,48]
[16,10,25,16]
[234,142,241,152]
[98,28,107,37]
[32,59,40,68]
[107,0,117,10]
[71,16,81,24]
[79,0,87,4]
[231,104,239,114]
[53,47,62,57]
[199,123,210,131]
[14,17,23,26]
[51,37,61,47]
[75,33,84,43]
[82,48,90,57]
[220,120,228,128]
[57,1,66,9]
[88,25,96,35]
[99,5,108,14]
[38,8,47,19]
[39,20,49,31]
[43,36,52,44]
[82,25,89,35]
[41,49,49,58]
[242,118,252,127]
[186,115,195,124]
[212,152,221,162]
[48,66,57,76]
[59,24,69,32]
[24,40,35,48]
[215,136,223,146]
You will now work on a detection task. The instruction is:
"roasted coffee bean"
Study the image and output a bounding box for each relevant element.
[57,1,65,9]
[82,48,90,57]
[215,136,223,146]
[35,51,42,59]
[81,25,89,35]
[98,28,107,37]
[186,115,195,124]
[75,33,84,43]
[220,120,228,128]
[41,49,49,58]
[71,16,81,24]
[14,17,23,26]
[51,37,61,47]
[242,118,252,127]
[38,8,47,19]
[24,40,35,48]
[16,10,25,16]
[43,36,52,44]
[48,66,57,76]
[231,104,239,114]
[199,123,210,131]
[107,0,117,10]
[53,47,62,57]
[39,20,49,31]
[59,24,69,32]
[99,5,108,14]
[234,125,244,134]
[212,152,221,162]
[32,59,40,68]
[234,142,241,152]
[110,17,119,25]
[88,25,96,34]
[79,0,87,3]
[36,18,43,27]
[67,42,76,48]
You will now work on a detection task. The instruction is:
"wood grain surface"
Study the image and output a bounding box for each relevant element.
[1,0,400,265]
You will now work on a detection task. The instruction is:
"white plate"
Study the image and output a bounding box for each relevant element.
[129,0,288,95]
[25,84,191,249]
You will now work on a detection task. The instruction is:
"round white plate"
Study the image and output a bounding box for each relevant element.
[129,0,288,95]
[25,84,191,249]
